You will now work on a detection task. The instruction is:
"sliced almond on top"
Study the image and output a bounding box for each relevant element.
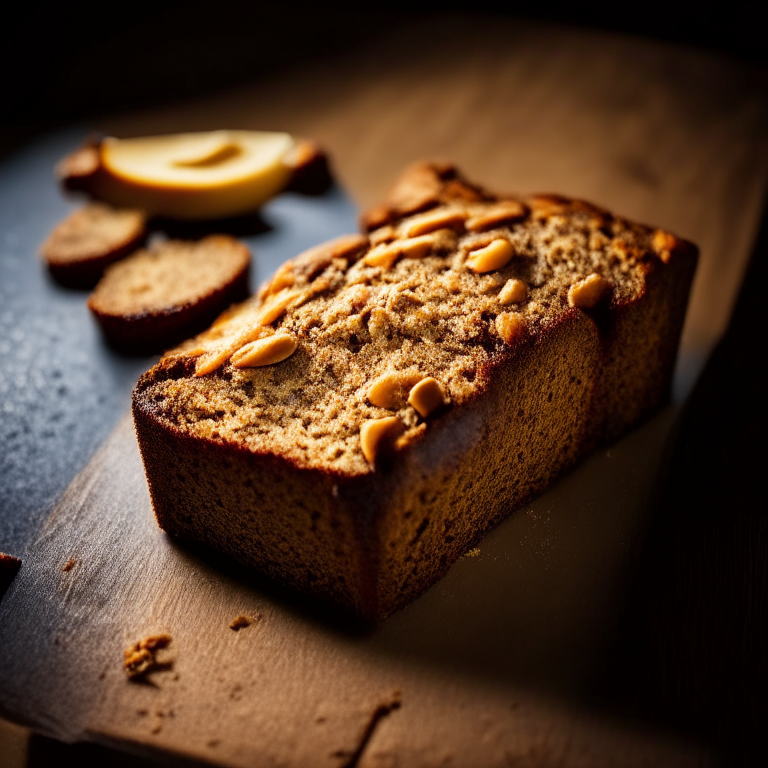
[402,208,467,237]
[367,372,425,409]
[567,274,612,309]
[194,323,272,376]
[231,333,297,367]
[465,201,527,231]
[363,234,438,270]
[407,377,447,417]
[360,417,404,464]
[466,238,515,273]
[498,278,528,305]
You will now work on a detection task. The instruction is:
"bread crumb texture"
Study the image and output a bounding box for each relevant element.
[123,633,173,680]
[137,172,663,477]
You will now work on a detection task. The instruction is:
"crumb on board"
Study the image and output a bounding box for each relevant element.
[124,633,173,680]
[229,613,259,631]
[463,547,481,558]
[62,558,77,572]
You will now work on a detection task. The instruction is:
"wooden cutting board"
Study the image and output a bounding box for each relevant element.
[1,15,766,766]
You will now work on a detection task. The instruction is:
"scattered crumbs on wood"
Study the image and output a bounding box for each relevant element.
[463,547,481,558]
[124,633,173,680]
[230,613,259,631]
[62,557,77,572]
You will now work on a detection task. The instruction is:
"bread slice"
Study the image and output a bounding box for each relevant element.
[40,203,147,288]
[132,163,697,619]
[88,235,250,353]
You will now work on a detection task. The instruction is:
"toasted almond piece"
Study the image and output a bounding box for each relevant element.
[465,201,527,231]
[259,261,296,300]
[495,312,526,344]
[498,278,528,305]
[652,229,680,263]
[369,225,397,246]
[407,377,447,417]
[360,417,404,464]
[231,333,297,367]
[257,288,300,325]
[402,208,467,237]
[368,372,425,409]
[568,274,612,309]
[195,324,272,376]
[466,238,514,273]
[363,235,438,269]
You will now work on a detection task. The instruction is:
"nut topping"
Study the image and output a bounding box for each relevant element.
[363,234,438,270]
[360,416,404,463]
[498,278,528,305]
[567,274,612,309]
[402,208,467,237]
[368,372,425,409]
[231,333,298,368]
[466,238,514,273]
[195,323,272,376]
[407,377,447,417]
[495,312,526,344]
[652,229,680,263]
[465,200,527,232]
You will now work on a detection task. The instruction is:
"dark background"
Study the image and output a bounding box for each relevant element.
[1,4,765,158]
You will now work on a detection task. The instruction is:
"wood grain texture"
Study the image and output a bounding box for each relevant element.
[0,416,706,767]
[1,14,766,766]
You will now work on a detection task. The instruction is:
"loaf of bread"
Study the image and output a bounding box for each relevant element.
[132,163,697,619]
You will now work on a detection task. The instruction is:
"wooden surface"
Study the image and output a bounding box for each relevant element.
[1,15,767,767]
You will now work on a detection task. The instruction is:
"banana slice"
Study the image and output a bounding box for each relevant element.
[92,130,295,219]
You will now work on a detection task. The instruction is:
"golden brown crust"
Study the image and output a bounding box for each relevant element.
[360,161,493,231]
[88,235,251,353]
[41,203,147,288]
[132,164,697,618]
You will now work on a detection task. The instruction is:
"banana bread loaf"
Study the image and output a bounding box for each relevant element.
[132,163,697,619]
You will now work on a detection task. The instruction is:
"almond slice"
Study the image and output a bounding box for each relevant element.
[407,377,447,417]
[367,372,425,409]
[231,333,297,368]
[567,274,612,309]
[466,238,514,273]
[360,417,404,464]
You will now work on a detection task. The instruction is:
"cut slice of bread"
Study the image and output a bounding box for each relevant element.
[88,235,250,353]
[40,203,147,288]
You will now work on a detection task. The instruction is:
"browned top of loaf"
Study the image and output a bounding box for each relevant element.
[135,163,688,477]
[40,203,146,266]
[88,235,250,318]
